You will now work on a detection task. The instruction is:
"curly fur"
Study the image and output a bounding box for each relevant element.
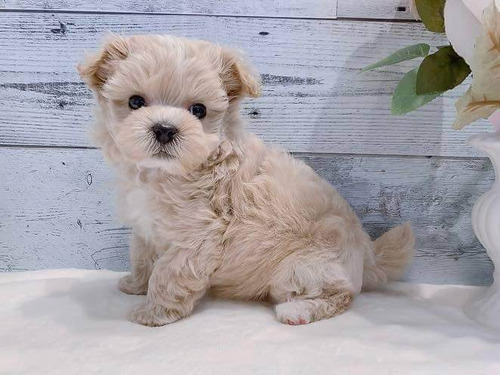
[78,34,415,326]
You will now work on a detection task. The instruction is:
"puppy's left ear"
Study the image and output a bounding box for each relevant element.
[220,47,262,100]
[78,34,130,91]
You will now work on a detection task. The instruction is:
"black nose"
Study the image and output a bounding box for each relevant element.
[152,124,178,145]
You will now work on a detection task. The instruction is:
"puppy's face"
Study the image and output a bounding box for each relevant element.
[78,35,260,173]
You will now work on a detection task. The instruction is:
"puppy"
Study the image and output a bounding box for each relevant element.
[78,34,415,326]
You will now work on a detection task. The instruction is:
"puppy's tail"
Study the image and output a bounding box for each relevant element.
[362,222,415,290]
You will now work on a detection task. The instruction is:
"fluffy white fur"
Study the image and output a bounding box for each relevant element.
[78,34,415,326]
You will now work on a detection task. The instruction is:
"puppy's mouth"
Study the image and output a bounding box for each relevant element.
[152,150,175,159]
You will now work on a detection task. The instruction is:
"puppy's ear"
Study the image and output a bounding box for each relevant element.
[78,34,130,90]
[220,47,261,100]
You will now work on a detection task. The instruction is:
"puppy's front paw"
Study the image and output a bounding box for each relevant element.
[129,302,182,327]
[275,301,312,325]
[118,274,147,295]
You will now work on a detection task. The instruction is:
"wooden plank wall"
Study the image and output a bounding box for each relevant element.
[0,0,494,285]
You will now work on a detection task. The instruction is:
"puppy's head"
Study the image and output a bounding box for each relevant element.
[78,34,260,173]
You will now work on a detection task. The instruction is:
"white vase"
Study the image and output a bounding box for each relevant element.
[465,133,500,328]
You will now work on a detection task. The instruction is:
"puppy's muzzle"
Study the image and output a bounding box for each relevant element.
[152,123,178,145]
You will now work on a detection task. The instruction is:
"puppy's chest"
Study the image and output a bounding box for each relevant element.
[119,172,219,243]
[121,185,159,239]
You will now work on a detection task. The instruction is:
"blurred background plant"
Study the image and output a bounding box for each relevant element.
[364,0,500,130]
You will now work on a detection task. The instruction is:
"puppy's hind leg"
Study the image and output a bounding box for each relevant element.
[270,248,359,325]
[275,289,353,325]
[118,233,158,295]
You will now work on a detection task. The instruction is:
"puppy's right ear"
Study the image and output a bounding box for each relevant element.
[78,35,130,91]
[219,47,262,100]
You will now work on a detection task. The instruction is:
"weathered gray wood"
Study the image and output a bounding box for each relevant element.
[0,148,493,285]
[0,0,338,18]
[338,0,415,20]
[0,12,489,157]
[1,0,418,21]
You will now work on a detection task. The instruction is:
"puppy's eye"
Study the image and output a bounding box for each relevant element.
[129,95,146,110]
[189,103,206,119]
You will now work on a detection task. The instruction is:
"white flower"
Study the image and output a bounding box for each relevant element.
[410,0,495,65]
[453,1,500,129]
[444,0,492,65]
[405,0,500,128]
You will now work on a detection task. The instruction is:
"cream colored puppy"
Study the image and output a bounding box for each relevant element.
[78,34,415,327]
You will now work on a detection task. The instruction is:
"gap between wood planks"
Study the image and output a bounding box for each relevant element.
[0,144,487,162]
[0,7,420,24]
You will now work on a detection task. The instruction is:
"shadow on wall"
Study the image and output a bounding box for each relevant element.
[318,13,445,227]
[311,13,494,285]
[323,18,446,157]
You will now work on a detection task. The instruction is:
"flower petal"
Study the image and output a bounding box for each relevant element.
[454,1,500,129]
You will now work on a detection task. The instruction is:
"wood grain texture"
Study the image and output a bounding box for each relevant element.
[0,0,338,18]
[1,0,418,20]
[338,0,415,20]
[0,148,493,285]
[0,12,489,157]
[0,0,413,20]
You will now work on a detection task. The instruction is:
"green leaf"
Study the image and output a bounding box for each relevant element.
[391,68,442,115]
[415,0,446,33]
[416,45,471,95]
[362,43,430,72]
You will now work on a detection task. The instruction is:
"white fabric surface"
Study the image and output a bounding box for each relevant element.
[1,270,499,374]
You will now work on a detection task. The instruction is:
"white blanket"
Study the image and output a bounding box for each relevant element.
[1,270,499,374]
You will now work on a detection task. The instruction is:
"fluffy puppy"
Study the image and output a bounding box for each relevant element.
[78,34,415,326]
